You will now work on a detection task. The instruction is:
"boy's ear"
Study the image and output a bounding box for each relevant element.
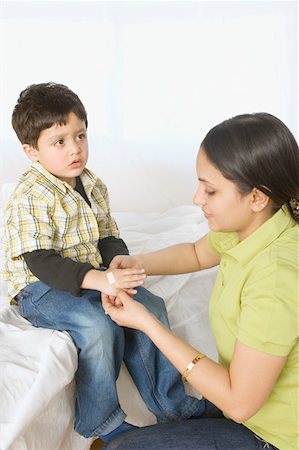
[250,188,270,212]
[22,144,39,162]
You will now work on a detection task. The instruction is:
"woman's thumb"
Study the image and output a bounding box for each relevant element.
[117,290,132,305]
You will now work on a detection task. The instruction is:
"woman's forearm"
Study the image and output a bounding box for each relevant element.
[110,234,220,275]
[142,313,286,424]
[143,314,234,416]
[135,243,201,275]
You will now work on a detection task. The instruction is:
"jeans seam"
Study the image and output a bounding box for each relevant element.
[254,434,278,449]
[75,406,125,437]
[135,330,184,420]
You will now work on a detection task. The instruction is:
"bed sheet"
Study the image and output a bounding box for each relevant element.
[0,201,218,450]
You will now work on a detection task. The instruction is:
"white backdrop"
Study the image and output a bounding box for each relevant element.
[0,0,297,212]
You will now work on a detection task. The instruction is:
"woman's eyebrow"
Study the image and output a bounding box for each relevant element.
[198,176,216,187]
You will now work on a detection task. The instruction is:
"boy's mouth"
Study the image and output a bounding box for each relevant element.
[70,160,82,168]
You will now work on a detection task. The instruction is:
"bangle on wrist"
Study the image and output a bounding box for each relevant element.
[182,352,206,382]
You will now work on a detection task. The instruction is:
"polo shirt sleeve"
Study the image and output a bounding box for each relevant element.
[238,259,298,356]
[5,194,54,259]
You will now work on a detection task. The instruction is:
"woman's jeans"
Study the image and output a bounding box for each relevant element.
[104,401,279,450]
[17,282,201,438]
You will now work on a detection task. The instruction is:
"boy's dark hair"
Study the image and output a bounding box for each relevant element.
[201,112,299,222]
[12,82,88,148]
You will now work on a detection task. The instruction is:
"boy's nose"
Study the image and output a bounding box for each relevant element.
[70,142,81,155]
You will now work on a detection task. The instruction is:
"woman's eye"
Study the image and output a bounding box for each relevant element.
[206,191,216,196]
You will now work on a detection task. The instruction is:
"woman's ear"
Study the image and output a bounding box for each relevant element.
[250,188,270,212]
[22,144,39,162]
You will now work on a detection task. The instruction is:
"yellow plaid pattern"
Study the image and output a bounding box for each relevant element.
[2,162,119,301]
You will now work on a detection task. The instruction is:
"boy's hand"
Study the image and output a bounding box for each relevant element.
[81,267,146,296]
[104,268,146,296]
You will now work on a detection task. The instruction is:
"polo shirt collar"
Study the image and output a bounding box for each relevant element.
[226,206,295,266]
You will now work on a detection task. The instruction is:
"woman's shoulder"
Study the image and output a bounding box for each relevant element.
[270,222,299,267]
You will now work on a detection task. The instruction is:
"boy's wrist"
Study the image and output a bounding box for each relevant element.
[81,268,106,291]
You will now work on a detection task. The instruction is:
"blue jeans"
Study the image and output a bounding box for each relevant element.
[17,282,201,438]
[104,401,279,450]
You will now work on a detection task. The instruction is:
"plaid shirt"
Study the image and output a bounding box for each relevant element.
[2,162,119,301]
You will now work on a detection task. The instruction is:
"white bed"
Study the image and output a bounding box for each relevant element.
[0,183,218,450]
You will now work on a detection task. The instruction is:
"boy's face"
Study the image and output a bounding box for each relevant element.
[23,112,88,188]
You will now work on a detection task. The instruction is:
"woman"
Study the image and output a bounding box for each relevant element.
[102,113,299,450]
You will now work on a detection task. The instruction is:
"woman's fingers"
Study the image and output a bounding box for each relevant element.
[124,288,138,295]
[114,297,123,307]
[117,289,132,302]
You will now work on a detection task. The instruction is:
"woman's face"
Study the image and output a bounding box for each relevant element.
[193,147,258,240]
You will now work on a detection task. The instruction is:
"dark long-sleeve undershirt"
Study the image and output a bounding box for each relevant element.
[23,176,129,296]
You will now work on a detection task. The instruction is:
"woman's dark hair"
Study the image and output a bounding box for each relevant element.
[201,112,299,222]
[12,82,88,148]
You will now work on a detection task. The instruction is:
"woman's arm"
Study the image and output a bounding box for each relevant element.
[110,234,220,275]
[103,291,287,423]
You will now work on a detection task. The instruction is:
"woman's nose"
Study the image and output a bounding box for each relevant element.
[193,186,205,206]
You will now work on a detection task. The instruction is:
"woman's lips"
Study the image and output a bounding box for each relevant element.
[203,210,212,219]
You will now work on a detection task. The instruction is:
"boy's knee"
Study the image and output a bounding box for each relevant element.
[78,313,124,350]
[134,286,168,322]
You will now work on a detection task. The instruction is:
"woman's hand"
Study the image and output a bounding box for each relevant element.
[102,290,153,331]
[109,254,142,270]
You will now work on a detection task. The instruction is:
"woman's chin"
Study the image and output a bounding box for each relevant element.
[207,221,223,232]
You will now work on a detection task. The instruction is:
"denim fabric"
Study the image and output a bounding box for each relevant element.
[104,401,279,450]
[17,282,201,438]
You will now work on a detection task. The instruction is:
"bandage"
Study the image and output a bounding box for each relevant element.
[106,271,116,285]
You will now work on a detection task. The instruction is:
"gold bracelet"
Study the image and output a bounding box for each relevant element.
[182,352,206,382]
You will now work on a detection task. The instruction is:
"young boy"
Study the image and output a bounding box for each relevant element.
[2,83,203,442]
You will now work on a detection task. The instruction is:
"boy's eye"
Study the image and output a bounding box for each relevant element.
[77,133,86,140]
[55,139,64,146]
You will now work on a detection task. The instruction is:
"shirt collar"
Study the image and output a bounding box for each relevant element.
[80,168,98,197]
[31,162,68,195]
[31,162,97,196]
[225,206,296,266]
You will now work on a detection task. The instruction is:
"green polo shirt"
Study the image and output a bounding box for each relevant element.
[208,205,298,450]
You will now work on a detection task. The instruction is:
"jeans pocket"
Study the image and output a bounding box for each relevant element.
[18,291,36,325]
[17,282,53,327]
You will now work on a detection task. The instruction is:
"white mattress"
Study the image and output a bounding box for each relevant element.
[0,198,218,450]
